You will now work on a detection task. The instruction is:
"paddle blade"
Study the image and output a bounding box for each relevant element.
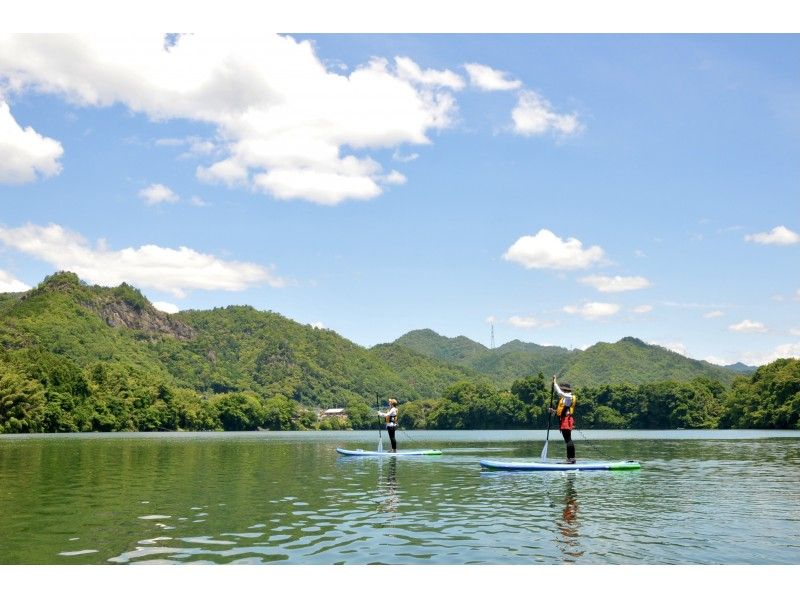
[540,440,549,462]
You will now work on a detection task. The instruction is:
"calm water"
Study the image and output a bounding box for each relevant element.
[1,430,799,565]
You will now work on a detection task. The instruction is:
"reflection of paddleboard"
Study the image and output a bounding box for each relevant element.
[336,448,442,457]
[479,459,640,471]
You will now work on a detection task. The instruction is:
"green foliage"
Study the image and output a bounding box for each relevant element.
[0,370,46,432]
[720,359,800,429]
[394,330,737,387]
[0,273,797,433]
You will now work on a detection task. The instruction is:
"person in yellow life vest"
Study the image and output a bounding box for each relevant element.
[550,376,576,463]
[378,398,399,452]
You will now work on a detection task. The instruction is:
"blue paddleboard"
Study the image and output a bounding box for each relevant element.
[479,459,640,471]
[336,448,442,457]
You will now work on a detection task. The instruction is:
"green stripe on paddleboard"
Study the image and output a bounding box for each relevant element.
[608,461,641,470]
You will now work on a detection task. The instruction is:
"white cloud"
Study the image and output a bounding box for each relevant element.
[632,304,653,314]
[745,225,800,245]
[0,34,462,205]
[579,275,651,293]
[310,321,326,330]
[507,315,556,329]
[511,90,581,137]
[703,310,724,318]
[563,302,620,320]
[189,195,209,207]
[0,223,285,298]
[503,229,604,270]
[138,183,179,205]
[729,319,767,333]
[740,343,800,366]
[463,63,521,91]
[0,99,64,184]
[704,355,729,366]
[652,340,688,356]
[152,301,179,314]
[789,328,800,336]
[485,315,497,325]
[0,269,31,292]
[395,56,465,90]
[392,150,419,163]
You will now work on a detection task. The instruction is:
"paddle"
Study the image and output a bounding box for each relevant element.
[541,378,555,462]
[377,396,384,453]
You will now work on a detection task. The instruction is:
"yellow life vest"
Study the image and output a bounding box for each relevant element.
[556,393,576,417]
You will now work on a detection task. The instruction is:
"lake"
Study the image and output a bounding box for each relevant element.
[1,429,799,565]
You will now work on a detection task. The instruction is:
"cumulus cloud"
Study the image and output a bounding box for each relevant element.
[152,301,179,314]
[138,183,179,205]
[0,34,463,205]
[789,328,800,336]
[395,56,465,89]
[503,229,604,270]
[632,304,653,314]
[563,302,620,320]
[0,99,64,184]
[729,319,767,333]
[579,275,651,293]
[703,355,729,366]
[310,321,326,329]
[507,315,556,329]
[463,63,521,91]
[703,310,724,318]
[740,343,800,366]
[0,223,285,298]
[0,269,31,292]
[745,225,799,245]
[511,90,581,137]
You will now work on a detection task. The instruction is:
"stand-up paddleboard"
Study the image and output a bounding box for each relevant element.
[337,448,442,457]
[480,459,640,471]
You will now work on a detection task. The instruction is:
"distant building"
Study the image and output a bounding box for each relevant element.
[319,408,347,419]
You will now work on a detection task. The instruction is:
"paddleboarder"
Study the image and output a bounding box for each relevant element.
[378,398,399,452]
[550,376,576,464]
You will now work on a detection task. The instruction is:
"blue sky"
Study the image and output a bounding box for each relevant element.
[0,33,798,365]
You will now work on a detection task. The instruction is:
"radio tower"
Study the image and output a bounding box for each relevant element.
[490,322,495,349]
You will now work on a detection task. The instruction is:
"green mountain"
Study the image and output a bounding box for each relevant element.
[0,272,755,433]
[0,273,483,428]
[393,329,739,386]
[560,336,738,386]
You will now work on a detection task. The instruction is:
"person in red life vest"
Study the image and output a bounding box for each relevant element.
[550,376,576,464]
[378,398,399,452]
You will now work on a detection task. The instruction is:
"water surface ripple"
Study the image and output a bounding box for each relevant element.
[1,430,799,564]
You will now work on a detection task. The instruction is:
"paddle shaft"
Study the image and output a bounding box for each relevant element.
[376,396,383,452]
[541,380,555,461]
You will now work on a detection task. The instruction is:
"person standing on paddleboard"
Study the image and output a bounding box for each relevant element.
[378,398,399,452]
[550,376,576,464]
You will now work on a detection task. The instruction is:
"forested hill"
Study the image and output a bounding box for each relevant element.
[393,329,739,386]
[0,271,772,434]
[0,272,488,433]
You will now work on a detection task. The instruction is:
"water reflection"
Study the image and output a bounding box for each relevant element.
[377,459,399,515]
[555,475,583,562]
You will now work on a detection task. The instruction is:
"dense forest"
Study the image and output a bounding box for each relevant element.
[0,272,797,433]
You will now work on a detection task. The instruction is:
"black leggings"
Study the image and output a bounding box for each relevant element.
[387,426,396,451]
[560,429,575,460]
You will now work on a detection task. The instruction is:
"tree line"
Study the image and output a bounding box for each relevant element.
[1,349,797,433]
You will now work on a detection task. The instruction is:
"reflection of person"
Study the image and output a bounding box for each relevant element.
[556,475,583,562]
[384,458,398,512]
[378,398,398,452]
[550,376,576,464]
